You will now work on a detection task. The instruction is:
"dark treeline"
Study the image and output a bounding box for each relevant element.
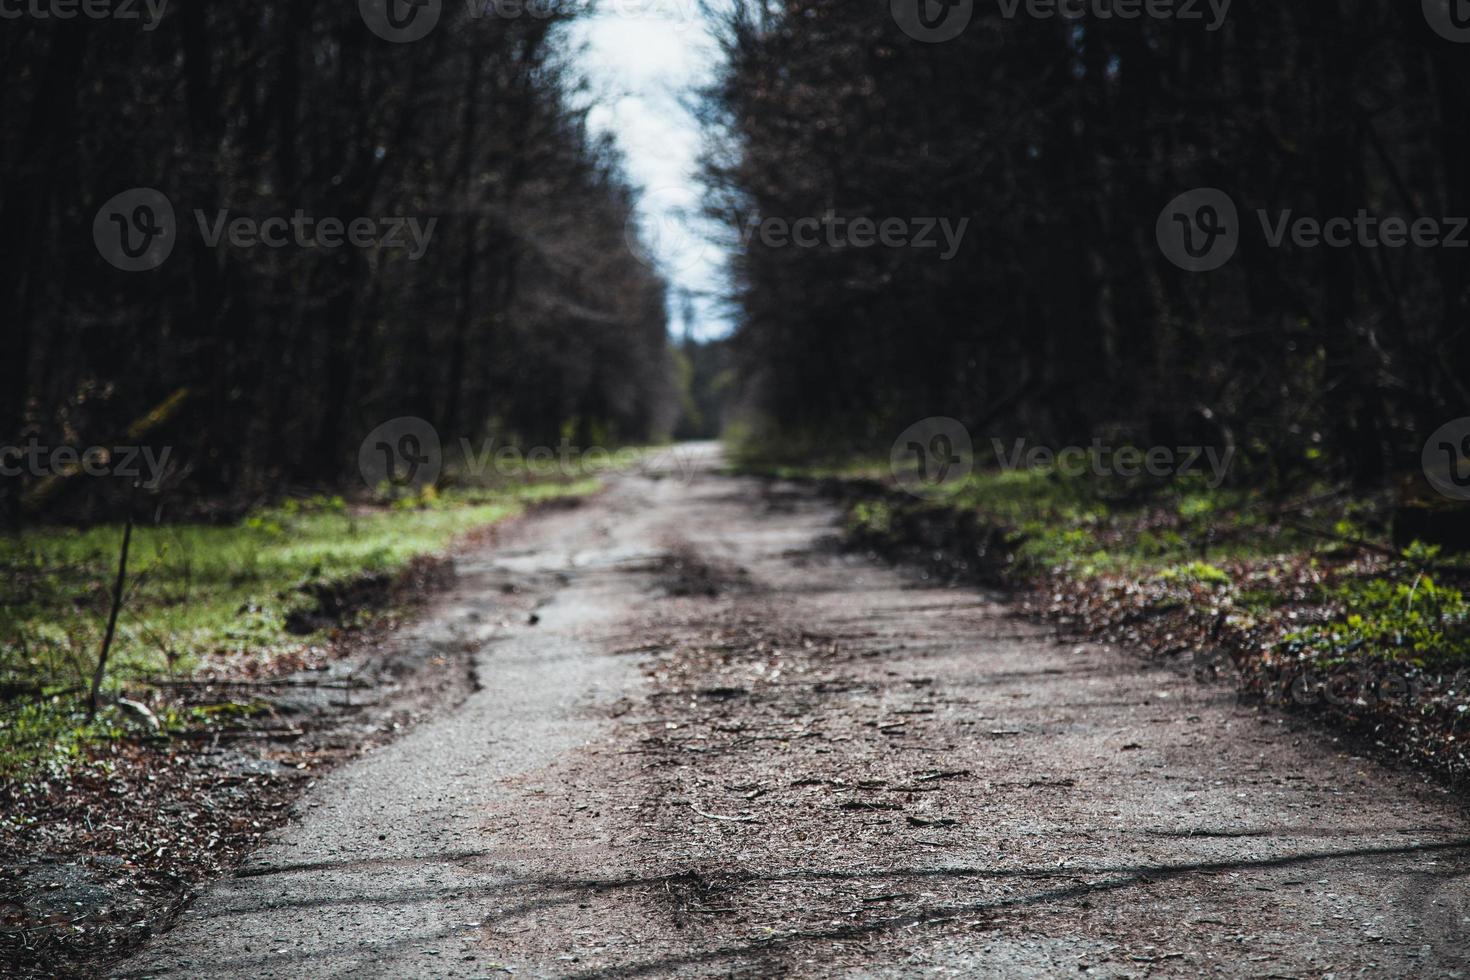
[705,0,1469,484]
[672,335,735,440]
[3,3,678,521]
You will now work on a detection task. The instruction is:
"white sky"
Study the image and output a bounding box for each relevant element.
[567,1,733,340]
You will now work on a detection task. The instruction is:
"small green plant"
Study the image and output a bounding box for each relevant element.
[0,700,128,777]
[1279,573,1470,668]
[1156,561,1233,589]
[849,500,892,535]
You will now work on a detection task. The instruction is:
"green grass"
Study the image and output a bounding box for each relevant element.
[1279,566,1470,670]
[838,458,1313,577]
[771,449,1470,672]
[0,479,598,775]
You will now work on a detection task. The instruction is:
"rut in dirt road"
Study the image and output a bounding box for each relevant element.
[120,449,1470,978]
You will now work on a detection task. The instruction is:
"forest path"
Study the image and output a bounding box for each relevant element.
[119,446,1470,978]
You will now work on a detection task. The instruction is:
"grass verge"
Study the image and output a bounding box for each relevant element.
[0,479,599,779]
[744,453,1470,783]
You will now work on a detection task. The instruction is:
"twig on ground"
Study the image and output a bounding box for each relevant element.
[688,802,762,824]
[1281,518,1403,562]
[87,505,135,722]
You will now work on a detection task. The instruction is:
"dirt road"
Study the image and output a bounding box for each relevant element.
[119,447,1470,978]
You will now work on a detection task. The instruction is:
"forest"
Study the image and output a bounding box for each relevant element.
[2,1,679,525]
[5,2,1470,977]
[704,0,1469,489]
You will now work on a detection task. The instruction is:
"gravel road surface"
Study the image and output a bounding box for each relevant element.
[119,447,1470,978]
